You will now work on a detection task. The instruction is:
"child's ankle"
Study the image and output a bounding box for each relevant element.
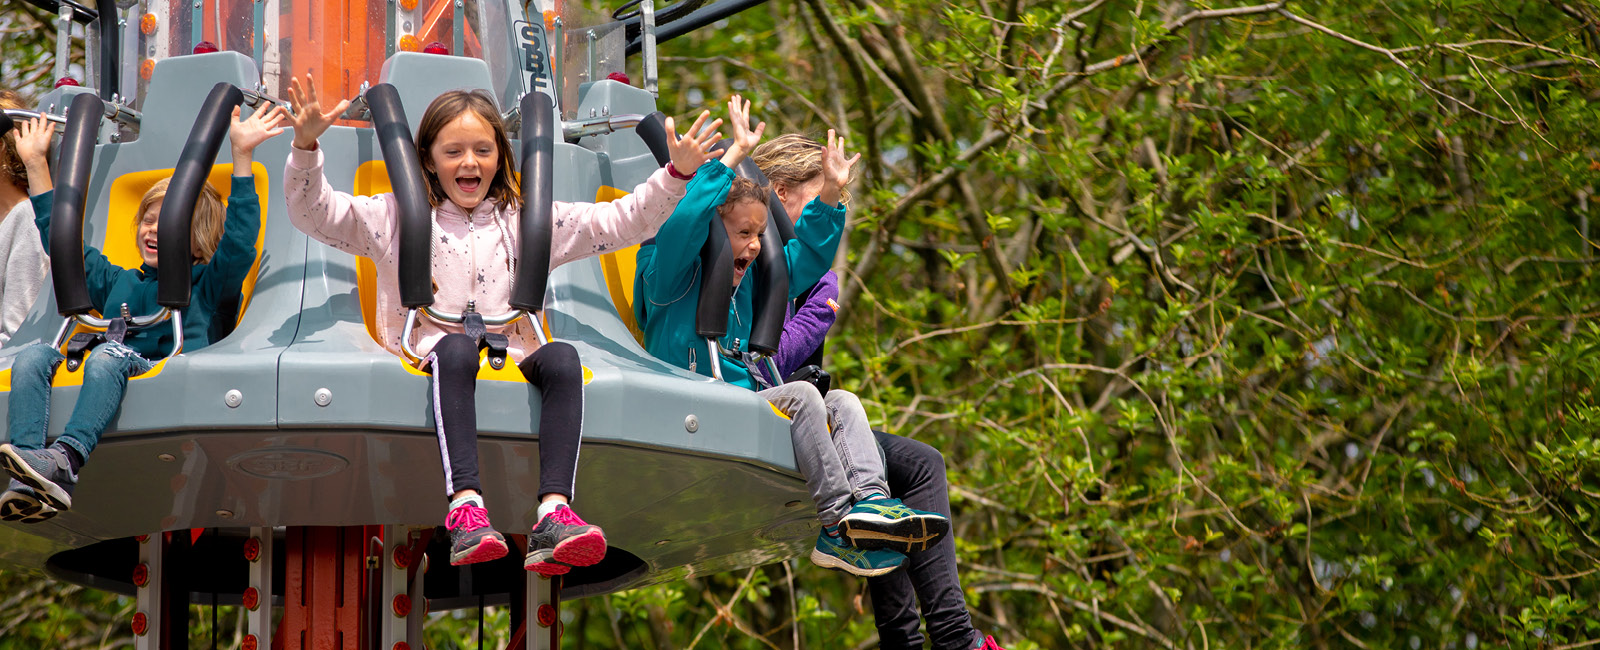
[51,443,85,474]
[449,493,484,510]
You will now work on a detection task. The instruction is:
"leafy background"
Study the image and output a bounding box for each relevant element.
[4,0,1600,647]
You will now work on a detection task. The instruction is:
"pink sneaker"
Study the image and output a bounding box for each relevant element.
[523,504,607,576]
[977,635,1006,650]
[446,502,509,565]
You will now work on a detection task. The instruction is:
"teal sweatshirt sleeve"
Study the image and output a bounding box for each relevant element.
[636,160,736,308]
[193,176,262,309]
[782,198,846,300]
[31,190,122,312]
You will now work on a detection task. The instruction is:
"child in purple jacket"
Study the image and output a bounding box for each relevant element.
[753,135,1006,650]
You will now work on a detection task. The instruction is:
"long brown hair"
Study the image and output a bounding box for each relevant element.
[414,90,519,209]
[0,89,28,194]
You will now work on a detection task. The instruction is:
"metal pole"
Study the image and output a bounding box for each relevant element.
[55,4,73,83]
[641,0,658,96]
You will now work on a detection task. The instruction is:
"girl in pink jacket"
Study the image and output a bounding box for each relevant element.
[283,74,722,572]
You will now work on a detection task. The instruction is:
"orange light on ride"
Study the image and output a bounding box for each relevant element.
[193,41,219,54]
[543,10,557,29]
[398,34,423,52]
[139,58,156,80]
[397,0,417,10]
[54,77,80,88]
[139,13,158,35]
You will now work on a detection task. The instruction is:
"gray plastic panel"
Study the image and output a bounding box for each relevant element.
[378,53,498,133]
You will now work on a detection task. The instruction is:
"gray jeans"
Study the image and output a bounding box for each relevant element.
[760,383,891,525]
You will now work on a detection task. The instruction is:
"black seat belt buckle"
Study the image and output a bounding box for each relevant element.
[482,333,510,370]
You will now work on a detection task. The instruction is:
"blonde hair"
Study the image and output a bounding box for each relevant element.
[0,89,27,194]
[750,134,852,207]
[136,177,226,264]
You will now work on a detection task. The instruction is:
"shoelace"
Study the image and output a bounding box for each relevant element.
[446,504,491,532]
[545,506,587,527]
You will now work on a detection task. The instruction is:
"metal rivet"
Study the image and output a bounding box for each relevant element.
[655,539,671,546]
[602,106,610,116]
[314,388,333,407]
[158,453,175,462]
[225,389,243,408]
[216,509,234,519]
[684,415,699,433]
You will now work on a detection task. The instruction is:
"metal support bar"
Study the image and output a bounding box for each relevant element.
[452,0,464,60]
[378,525,409,649]
[132,534,163,650]
[527,575,560,650]
[244,527,274,650]
[641,0,658,96]
[55,4,73,83]
[706,339,725,381]
[561,114,645,141]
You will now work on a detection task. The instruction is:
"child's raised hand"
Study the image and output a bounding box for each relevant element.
[726,94,765,153]
[664,110,723,176]
[230,105,287,155]
[13,117,52,168]
[14,116,54,194]
[286,73,349,150]
[819,129,860,206]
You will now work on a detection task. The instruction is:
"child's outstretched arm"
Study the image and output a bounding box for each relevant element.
[195,106,283,305]
[17,116,118,308]
[281,73,396,259]
[782,130,857,299]
[546,110,722,268]
[775,271,840,377]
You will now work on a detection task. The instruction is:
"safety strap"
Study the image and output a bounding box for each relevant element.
[462,311,510,370]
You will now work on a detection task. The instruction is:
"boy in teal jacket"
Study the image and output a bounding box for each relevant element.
[635,96,946,576]
[0,106,283,522]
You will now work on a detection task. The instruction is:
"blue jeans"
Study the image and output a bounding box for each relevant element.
[6,342,153,460]
[868,430,983,650]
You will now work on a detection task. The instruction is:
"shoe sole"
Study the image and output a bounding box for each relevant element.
[0,446,73,511]
[809,548,902,577]
[525,529,607,575]
[839,513,950,553]
[0,493,57,524]
[450,535,509,566]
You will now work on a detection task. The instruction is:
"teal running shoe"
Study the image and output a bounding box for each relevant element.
[810,530,905,577]
[839,497,950,553]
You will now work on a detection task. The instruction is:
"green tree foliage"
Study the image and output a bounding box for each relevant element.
[6,0,1600,647]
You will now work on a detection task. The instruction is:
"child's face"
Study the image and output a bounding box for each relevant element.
[426,111,499,210]
[775,176,825,224]
[721,199,767,287]
[136,203,161,268]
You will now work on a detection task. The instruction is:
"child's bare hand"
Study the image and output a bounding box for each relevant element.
[726,94,765,153]
[664,110,723,175]
[13,116,53,169]
[286,73,349,150]
[819,129,859,206]
[230,104,287,156]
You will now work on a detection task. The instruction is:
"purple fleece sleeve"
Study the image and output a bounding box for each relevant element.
[776,270,841,377]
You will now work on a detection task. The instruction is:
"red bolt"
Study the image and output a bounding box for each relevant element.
[423,41,449,55]
[537,603,557,628]
[136,534,150,543]
[132,612,148,636]
[54,77,80,88]
[243,587,259,611]
[243,537,261,562]
[193,41,219,54]
[241,635,258,650]
[131,563,149,588]
[392,545,409,569]
[393,644,410,650]
[393,594,411,617]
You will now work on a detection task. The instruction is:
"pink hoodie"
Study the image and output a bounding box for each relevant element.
[284,146,687,361]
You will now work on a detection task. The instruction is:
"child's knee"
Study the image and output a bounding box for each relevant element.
[430,334,480,375]
[823,389,863,412]
[16,343,63,370]
[530,342,581,383]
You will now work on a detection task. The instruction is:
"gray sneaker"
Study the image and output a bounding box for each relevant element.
[0,444,77,510]
[0,479,57,524]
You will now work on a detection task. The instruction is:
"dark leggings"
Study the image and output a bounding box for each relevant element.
[868,430,982,650]
[428,334,584,500]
